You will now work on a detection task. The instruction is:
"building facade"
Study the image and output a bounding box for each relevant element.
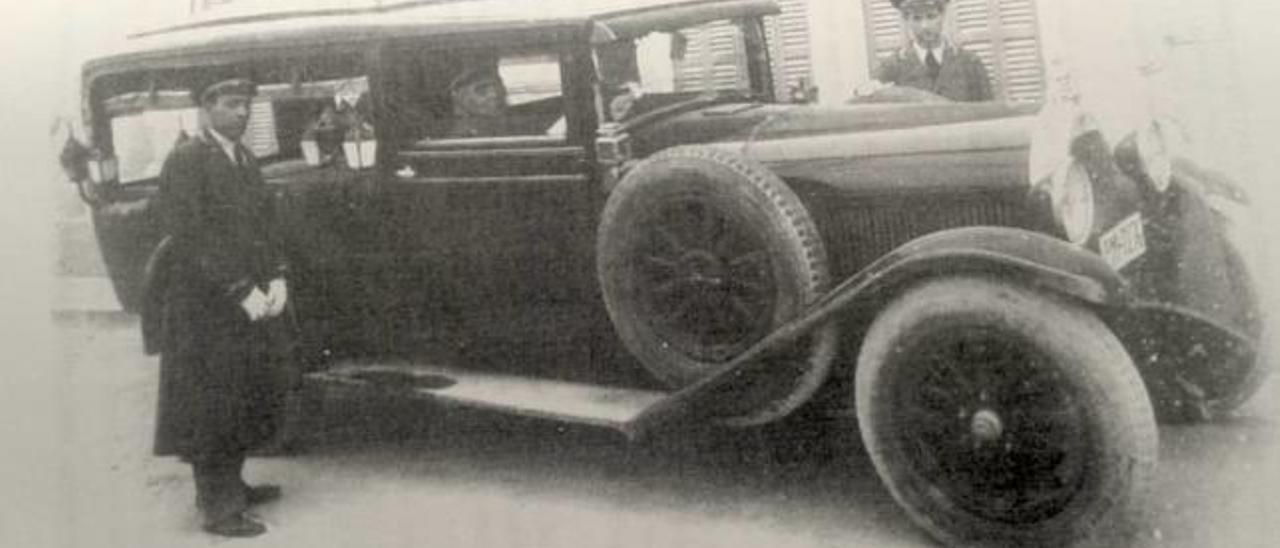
[191,0,1048,105]
[187,0,1244,147]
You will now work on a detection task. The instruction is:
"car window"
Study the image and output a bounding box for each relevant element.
[106,96,200,184]
[99,53,374,184]
[595,20,752,123]
[392,47,566,145]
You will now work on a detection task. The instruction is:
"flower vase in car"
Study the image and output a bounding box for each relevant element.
[300,127,322,166]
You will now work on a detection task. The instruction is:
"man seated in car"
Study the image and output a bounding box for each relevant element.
[597,39,644,121]
[445,59,567,138]
[446,63,511,138]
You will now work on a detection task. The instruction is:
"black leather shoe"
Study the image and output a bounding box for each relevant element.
[245,484,282,506]
[203,512,267,537]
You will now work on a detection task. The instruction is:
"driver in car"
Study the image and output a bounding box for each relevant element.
[446,64,511,137]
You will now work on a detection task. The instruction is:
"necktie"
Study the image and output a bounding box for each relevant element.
[234,145,247,168]
[925,50,941,82]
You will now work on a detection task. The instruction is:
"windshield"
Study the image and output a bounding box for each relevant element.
[593,16,769,123]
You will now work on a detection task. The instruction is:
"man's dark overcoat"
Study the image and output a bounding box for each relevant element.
[148,131,290,460]
[874,43,994,102]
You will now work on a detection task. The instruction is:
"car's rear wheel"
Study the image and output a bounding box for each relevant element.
[856,276,1156,546]
[597,146,837,426]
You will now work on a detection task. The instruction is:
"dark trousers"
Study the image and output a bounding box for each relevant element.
[192,454,248,524]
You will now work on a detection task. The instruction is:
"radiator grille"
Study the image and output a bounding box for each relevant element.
[816,193,1027,278]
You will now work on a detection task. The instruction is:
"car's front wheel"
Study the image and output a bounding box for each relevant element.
[856,276,1157,546]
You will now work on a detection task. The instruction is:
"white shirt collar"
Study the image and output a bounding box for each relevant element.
[207,128,241,165]
[913,41,945,65]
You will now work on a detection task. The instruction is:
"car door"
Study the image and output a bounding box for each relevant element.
[377,43,602,357]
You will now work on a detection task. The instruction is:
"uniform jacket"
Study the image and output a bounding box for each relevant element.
[148,131,291,459]
[874,42,994,102]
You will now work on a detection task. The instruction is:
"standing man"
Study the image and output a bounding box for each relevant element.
[149,77,291,537]
[869,0,994,102]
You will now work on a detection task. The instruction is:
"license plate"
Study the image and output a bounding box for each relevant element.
[1099,213,1146,270]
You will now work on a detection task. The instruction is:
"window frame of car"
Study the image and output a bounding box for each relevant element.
[85,41,382,186]
[583,14,777,129]
[378,33,598,156]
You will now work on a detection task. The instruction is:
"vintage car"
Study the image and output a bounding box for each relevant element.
[62,0,1268,545]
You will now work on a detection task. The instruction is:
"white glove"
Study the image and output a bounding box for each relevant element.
[240,288,270,322]
[265,278,288,318]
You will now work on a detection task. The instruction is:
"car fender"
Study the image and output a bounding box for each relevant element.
[625,225,1131,437]
[850,226,1130,308]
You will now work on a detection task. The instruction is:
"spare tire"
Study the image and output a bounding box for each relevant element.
[597,146,838,426]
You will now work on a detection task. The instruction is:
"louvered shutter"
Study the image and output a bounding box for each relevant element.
[861,0,1045,103]
[951,0,999,99]
[673,1,814,98]
[242,99,279,158]
[673,20,748,92]
[765,0,814,98]
[993,0,1043,103]
[866,0,908,63]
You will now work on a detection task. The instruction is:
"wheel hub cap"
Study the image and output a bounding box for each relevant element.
[679,251,726,286]
[969,408,1004,442]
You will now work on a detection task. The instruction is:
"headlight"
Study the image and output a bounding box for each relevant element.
[1050,160,1096,245]
[1133,120,1173,192]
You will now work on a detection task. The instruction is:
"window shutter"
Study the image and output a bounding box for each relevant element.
[672,1,815,99]
[950,0,996,97]
[242,99,279,158]
[866,0,907,60]
[765,0,814,97]
[861,0,1045,103]
[673,20,748,92]
[993,0,1044,103]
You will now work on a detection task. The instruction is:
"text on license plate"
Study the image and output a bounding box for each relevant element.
[1099,213,1146,270]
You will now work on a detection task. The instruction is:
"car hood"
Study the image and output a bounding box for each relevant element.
[629,100,1042,164]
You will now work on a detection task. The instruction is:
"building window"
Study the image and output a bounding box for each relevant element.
[862,0,1046,103]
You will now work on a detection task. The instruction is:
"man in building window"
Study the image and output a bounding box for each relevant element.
[866,0,994,102]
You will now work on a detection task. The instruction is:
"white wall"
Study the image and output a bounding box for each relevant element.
[1037,0,1280,340]
[1034,0,1153,140]
[1034,0,1273,185]
[805,0,871,104]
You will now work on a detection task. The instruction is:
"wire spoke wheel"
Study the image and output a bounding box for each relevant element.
[597,146,838,425]
[634,198,777,362]
[856,277,1157,546]
[897,327,1088,524]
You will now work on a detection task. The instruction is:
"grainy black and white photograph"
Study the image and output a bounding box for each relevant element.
[6,0,1280,546]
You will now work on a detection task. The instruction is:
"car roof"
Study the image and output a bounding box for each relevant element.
[85,0,779,79]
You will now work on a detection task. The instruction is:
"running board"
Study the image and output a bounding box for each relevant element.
[308,359,669,435]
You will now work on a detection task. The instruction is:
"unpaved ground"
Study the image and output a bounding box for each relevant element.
[46,314,1280,548]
